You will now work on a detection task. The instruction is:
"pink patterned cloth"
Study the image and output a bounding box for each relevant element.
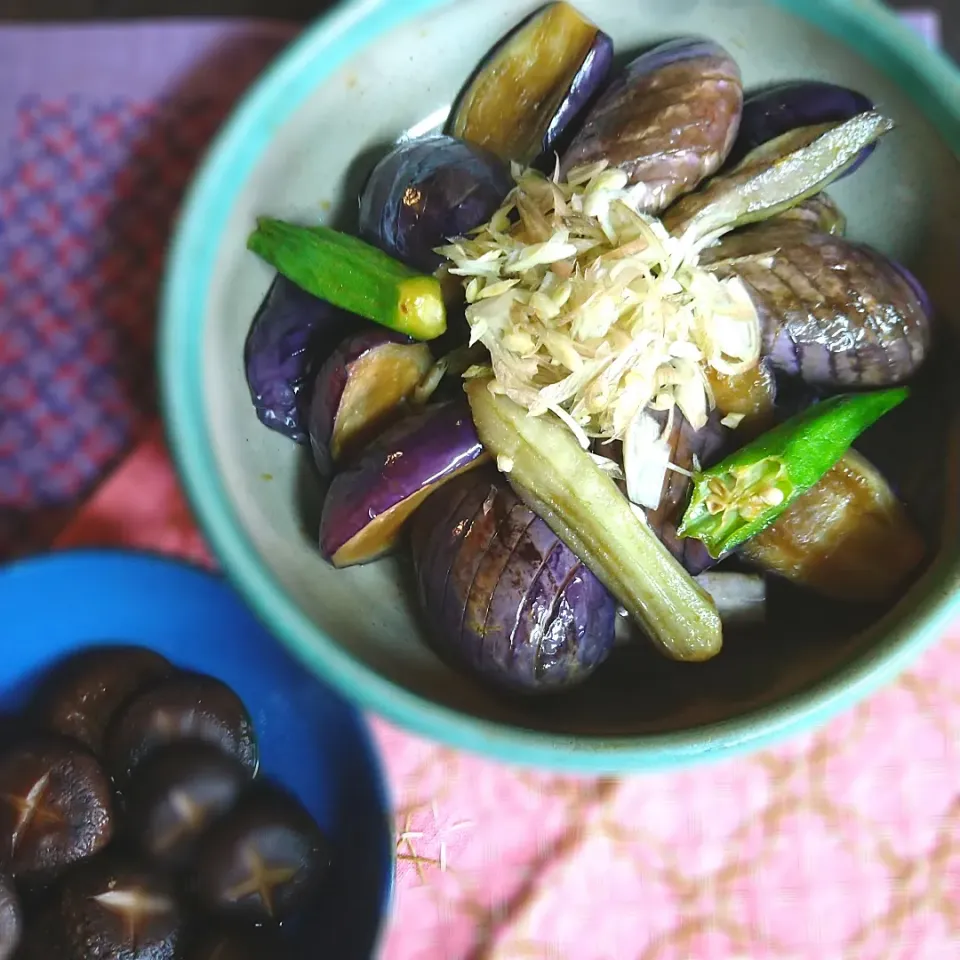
[55,423,960,958]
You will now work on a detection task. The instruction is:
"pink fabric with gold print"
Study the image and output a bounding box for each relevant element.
[56,424,960,959]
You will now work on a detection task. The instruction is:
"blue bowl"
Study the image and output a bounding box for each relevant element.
[0,549,394,958]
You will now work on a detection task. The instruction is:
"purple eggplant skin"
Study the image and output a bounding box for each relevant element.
[319,401,487,567]
[409,468,616,694]
[646,411,729,576]
[726,80,875,177]
[891,258,934,321]
[307,329,433,476]
[561,38,743,213]
[543,31,614,161]
[449,2,614,167]
[706,226,933,387]
[244,275,352,443]
[358,135,512,274]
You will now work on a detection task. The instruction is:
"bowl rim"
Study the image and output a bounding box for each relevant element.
[160,0,960,773]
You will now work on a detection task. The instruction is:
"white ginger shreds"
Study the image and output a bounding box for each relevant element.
[623,411,672,509]
[434,160,762,444]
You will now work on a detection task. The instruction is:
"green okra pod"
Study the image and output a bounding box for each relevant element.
[466,379,723,662]
[678,387,909,558]
[248,217,447,341]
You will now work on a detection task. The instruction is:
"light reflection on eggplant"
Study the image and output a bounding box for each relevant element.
[705,225,932,388]
[358,134,512,273]
[562,37,743,212]
[409,467,617,693]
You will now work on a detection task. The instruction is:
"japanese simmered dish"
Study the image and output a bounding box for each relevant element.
[1,646,330,960]
[243,2,936,697]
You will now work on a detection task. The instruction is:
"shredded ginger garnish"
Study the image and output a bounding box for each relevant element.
[435,160,761,448]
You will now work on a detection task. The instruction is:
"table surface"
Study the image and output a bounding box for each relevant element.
[2,1,954,62]
[3,0,323,17]
[1,7,958,959]
[0,0,952,50]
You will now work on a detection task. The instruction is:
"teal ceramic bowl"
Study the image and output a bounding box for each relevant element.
[160,0,960,773]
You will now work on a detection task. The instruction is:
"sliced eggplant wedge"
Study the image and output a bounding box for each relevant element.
[450,2,614,165]
[319,402,487,567]
[740,449,926,602]
[308,330,433,475]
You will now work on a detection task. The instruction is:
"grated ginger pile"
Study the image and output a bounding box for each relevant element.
[435,160,761,450]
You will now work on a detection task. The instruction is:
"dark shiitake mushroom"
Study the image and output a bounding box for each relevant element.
[183,923,288,960]
[32,645,173,757]
[57,852,183,960]
[192,781,331,924]
[10,903,64,960]
[0,874,21,960]
[0,735,113,879]
[125,742,250,870]
[105,673,258,787]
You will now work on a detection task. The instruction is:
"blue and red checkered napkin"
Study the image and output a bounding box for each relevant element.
[0,21,296,558]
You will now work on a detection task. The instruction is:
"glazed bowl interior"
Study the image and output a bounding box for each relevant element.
[163,0,960,770]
